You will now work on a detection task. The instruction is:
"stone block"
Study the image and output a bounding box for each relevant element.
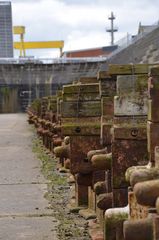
[113,125,147,140]
[99,78,116,97]
[61,100,101,117]
[148,75,159,100]
[79,77,98,84]
[114,116,147,125]
[148,99,159,122]
[114,94,148,116]
[117,75,147,95]
[70,135,101,174]
[105,170,112,193]
[149,66,159,76]
[61,116,101,124]
[63,83,99,94]
[112,139,148,188]
[108,63,156,75]
[100,122,112,146]
[92,170,106,186]
[113,188,128,207]
[128,191,148,220]
[61,123,100,136]
[75,182,88,206]
[97,70,110,79]
[147,121,159,163]
[76,173,93,186]
[62,92,100,102]
[101,97,114,116]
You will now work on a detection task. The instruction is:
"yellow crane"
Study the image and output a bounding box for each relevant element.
[13,26,25,57]
[13,26,64,57]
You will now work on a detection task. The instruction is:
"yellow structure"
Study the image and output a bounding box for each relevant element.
[13,26,25,57]
[13,26,64,57]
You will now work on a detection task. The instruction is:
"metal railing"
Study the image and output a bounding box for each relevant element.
[0,56,108,64]
[108,21,159,59]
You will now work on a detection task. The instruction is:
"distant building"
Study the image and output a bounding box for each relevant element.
[138,22,157,35]
[62,45,118,58]
[0,1,13,57]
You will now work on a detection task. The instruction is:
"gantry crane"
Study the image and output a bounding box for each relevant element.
[13,26,64,57]
[13,26,26,57]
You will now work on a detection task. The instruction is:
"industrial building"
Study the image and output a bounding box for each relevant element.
[0,1,13,57]
[62,45,118,58]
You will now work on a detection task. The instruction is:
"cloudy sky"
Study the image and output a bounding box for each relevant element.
[8,0,159,57]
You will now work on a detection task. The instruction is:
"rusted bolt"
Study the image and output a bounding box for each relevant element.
[75,126,81,133]
[131,129,138,137]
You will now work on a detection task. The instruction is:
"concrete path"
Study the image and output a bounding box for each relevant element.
[0,114,58,240]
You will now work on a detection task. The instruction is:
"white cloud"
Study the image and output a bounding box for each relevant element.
[9,0,159,57]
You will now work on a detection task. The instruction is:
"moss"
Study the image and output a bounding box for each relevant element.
[62,123,101,128]
[63,83,99,94]
[46,96,57,112]
[0,87,10,98]
[113,175,126,188]
[32,136,90,239]
[135,75,148,93]
[62,92,100,101]
[92,153,112,170]
[62,100,101,117]
[33,138,67,185]
[62,123,101,136]
[30,99,41,113]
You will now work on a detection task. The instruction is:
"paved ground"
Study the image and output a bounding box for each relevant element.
[0,114,58,240]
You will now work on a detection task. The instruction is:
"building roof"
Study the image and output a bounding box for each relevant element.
[138,22,156,35]
[62,45,118,58]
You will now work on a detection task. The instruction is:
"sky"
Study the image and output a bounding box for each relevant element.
[8,0,159,58]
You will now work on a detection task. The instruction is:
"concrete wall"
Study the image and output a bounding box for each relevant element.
[0,61,105,113]
[2,24,159,113]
